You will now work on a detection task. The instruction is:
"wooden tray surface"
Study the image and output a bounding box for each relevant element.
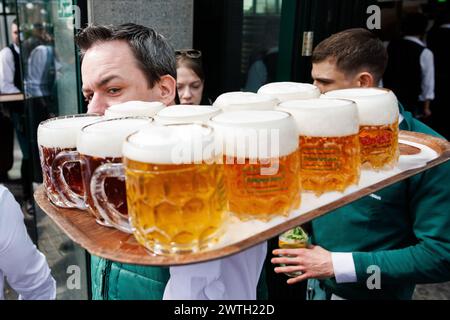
[34,130,450,266]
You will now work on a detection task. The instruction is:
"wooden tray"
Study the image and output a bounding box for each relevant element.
[34,130,450,266]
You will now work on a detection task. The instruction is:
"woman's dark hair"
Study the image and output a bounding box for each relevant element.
[175,53,205,83]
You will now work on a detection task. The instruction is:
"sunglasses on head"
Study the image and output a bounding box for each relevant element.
[175,49,202,59]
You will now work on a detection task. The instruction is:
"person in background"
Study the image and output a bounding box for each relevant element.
[0,184,56,300]
[175,49,207,105]
[383,12,434,121]
[272,28,450,300]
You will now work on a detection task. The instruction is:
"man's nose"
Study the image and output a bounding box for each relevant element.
[87,94,108,115]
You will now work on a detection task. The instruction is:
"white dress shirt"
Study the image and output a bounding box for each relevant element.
[403,36,435,101]
[0,43,21,94]
[164,242,267,300]
[0,185,56,300]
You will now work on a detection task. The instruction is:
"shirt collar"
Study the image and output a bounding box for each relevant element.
[403,35,426,47]
[13,43,20,53]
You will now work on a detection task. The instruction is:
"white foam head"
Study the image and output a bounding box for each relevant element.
[213,91,278,112]
[154,105,222,124]
[209,110,298,159]
[123,124,215,164]
[104,101,165,119]
[323,88,399,126]
[277,99,359,137]
[37,114,102,148]
[77,117,152,158]
[257,82,320,102]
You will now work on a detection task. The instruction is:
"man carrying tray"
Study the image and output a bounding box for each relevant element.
[271,28,450,300]
[75,23,267,300]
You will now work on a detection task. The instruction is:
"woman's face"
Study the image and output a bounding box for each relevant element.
[176,66,204,105]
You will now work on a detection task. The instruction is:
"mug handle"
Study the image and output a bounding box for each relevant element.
[90,163,133,234]
[51,151,87,210]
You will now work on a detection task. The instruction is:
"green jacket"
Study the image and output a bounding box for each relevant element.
[312,107,450,299]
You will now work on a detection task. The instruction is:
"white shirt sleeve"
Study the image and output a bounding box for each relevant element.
[419,48,435,101]
[331,252,357,284]
[163,241,267,300]
[0,47,21,94]
[0,186,56,300]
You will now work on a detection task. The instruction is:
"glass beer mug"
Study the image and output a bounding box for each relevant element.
[278,226,309,277]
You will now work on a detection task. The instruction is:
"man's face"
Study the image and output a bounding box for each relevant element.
[311,58,360,93]
[11,23,19,45]
[81,40,165,115]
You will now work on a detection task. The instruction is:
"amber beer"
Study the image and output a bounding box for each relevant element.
[154,105,221,125]
[37,114,100,208]
[104,100,165,118]
[52,117,151,230]
[258,82,320,103]
[324,88,400,170]
[91,124,227,254]
[278,99,360,195]
[213,91,279,112]
[210,110,301,220]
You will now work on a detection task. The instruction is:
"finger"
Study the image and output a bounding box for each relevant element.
[287,273,310,285]
[271,257,300,265]
[273,248,305,256]
[274,265,304,274]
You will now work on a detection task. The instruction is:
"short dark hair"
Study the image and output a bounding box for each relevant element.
[75,23,176,88]
[312,28,388,84]
[12,19,17,26]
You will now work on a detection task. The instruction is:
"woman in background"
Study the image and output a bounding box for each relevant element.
[175,49,208,105]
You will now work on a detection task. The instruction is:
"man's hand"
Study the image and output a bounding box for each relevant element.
[271,245,334,285]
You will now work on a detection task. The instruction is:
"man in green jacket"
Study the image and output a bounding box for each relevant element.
[75,23,267,300]
[271,28,450,300]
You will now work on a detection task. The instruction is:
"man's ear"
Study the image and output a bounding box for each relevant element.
[355,72,375,88]
[157,75,177,106]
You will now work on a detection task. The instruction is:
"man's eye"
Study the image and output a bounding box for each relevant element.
[108,88,121,94]
[84,95,93,102]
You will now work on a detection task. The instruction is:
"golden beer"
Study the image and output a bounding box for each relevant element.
[299,134,360,195]
[324,88,400,170]
[359,121,399,170]
[211,110,301,221]
[223,152,301,220]
[278,98,361,195]
[125,159,226,253]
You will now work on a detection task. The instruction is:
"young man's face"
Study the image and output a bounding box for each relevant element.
[311,58,360,93]
[11,23,19,45]
[81,40,172,115]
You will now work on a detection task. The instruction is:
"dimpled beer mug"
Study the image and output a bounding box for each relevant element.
[210,110,301,221]
[258,82,321,103]
[324,88,400,170]
[37,114,101,208]
[278,99,360,195]
[51,117,152,230]
[91,124,227,254]
[154,105,221,125]
[213,91,279,112]
[104,101,166,119]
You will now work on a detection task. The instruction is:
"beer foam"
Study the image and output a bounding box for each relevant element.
[209,110,298,158]
[37,115,101,148]
[257,82,320,102]
[213,91,278,112]
[277,99,359,137]
[104,101,165,118]
[77,118,152,157]
[123,124,215,164]
[323,88,399,126]
[154,105,222,124]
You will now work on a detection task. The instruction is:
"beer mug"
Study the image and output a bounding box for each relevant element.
[324,88,399,170]
[213,91,279,112]
[278,226,309,277]
[104,101,165,118]
[154,105,221,125]
[51,117,152,229]
[91,124,227,254]
[37,114,101,208]
[258,82,320,103]
[210,110,301,221]
[278,98,360,195]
